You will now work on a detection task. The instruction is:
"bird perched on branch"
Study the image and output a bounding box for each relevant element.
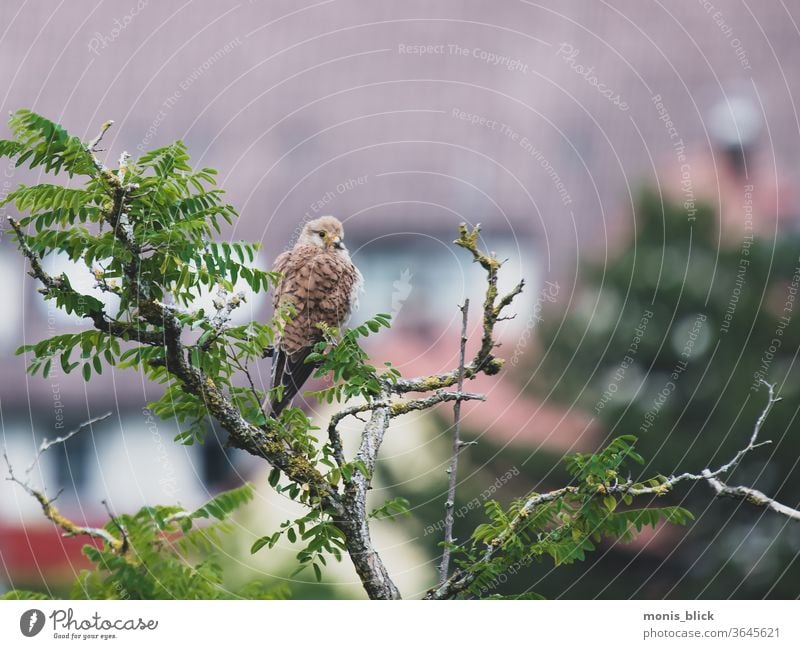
[268,215,362,415]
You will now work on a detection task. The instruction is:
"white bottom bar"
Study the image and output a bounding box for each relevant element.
[1,600,797,647]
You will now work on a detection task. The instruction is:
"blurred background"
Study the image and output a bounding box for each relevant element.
[1,0,800,599]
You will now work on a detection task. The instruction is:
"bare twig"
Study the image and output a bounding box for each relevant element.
[439,299,469,584]
[607,381,782,497]
[101,499,129,554]
[23,412,112,476]
[88,120,114,153]
[3,413,124,552]
[226,345,269,427]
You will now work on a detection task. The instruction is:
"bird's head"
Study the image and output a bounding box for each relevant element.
[299,215,347,252]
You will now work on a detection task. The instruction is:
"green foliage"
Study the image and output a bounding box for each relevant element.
[2,109,97,176]
[534,189,800,597]
[564,434,645,487]
[455,435,693,598]
[2,485,288,600]
[0,110,365,591]
[0,111,277,446]
[250,508,347,583]
[305,314,398,405]
[18,331,120,379]
[369,496,412,520]
[1,590,50,600]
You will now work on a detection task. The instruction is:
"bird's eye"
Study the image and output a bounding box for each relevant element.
[316,231,325,238]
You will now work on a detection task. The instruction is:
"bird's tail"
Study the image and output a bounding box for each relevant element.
[269,348,317,416]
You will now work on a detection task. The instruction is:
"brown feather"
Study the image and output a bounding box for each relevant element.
[268,216,362,415]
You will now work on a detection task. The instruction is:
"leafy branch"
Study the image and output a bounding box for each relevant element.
[3,413,121,550]
[3,415,278,600]
[5,111,796,602]
[426,381,796,599]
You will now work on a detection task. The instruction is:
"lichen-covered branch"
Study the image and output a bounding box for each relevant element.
[9,123,342,519]
[2,413,124,552]
[390,224,524,393]
[699,474,800,520]
[426,381,796,600]
[326,224,523,599]
[338,405,401,599]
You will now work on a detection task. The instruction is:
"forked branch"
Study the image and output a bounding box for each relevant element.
[426,381,797,600]
[329,224,524,599]
[2,413,124,551]
[389,224,524,393]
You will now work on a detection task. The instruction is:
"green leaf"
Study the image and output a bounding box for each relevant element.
[251,536,270,554]
[1,589,50,600]
[268,468,280,488]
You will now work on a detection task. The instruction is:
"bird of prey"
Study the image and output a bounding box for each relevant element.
[268,215,363,415]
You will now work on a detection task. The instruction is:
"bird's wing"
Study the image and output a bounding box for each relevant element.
[271,249,293,310]
[268,246,360,414]
[269,346,319,416]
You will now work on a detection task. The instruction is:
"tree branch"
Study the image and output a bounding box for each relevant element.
[390,224,524,393]
[338,405,402,599]
[326,390,485,468]
[606,381,783,497]
[7,216,163,345]
[699,474,800,521]
[426,381,796,600]
[325,224,522,599]
[439,299,469,584]
[3,413,124,552]
[197,287,247,352]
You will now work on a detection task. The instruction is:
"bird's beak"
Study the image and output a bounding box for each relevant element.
[331,236,344,250]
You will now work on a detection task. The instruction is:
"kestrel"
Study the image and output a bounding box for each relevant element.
[268,215,363,415]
